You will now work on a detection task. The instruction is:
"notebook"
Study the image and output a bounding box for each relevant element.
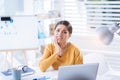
[1,66,35,77]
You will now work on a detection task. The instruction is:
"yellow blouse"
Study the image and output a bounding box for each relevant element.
[39,42,83,72]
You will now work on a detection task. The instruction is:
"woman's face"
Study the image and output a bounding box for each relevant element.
[54,24,71,44]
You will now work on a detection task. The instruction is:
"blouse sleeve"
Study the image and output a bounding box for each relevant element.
[39,44,58,72]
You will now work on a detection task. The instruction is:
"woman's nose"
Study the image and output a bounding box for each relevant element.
[58,31,62,36]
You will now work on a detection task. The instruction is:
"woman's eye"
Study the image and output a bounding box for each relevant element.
[56,29,60,32]
[64,32,67,34]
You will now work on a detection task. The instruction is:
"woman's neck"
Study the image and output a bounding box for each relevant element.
[58,42,67,49]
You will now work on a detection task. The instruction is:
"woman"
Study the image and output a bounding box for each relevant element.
[39,20,83,72]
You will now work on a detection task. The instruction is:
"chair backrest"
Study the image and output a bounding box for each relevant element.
[83,53,109,75]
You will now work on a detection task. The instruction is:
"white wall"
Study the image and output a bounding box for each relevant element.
[4,0,24,15]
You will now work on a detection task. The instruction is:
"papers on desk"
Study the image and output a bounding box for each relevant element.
[1,66,35,77]
[33,76,49,80]
[32,76,57,80]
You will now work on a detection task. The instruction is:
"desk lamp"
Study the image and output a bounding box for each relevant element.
[96,23,120,45]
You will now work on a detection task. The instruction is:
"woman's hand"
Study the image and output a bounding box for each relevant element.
[54,36,69,57]
[54,39,63,56]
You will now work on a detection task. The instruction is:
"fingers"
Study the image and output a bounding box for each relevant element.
[54,36,64,56]
[54,35,57,43]
[54,36,59,47]
[54,37,61,56]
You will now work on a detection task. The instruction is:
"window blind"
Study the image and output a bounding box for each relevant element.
[85,1,120,71]
[63,0,120,72]
[63,0,87,35]
[86,1,120,29]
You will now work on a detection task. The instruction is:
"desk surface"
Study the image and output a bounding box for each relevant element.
[23,70,58,80]
[0,67,120,80]
[0,67,58,80]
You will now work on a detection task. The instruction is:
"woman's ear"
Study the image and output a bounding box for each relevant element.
[69,34,72,38]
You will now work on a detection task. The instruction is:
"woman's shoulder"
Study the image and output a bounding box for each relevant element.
[69,43,82,55]
[45,43,54,48]
[69,42,79,50]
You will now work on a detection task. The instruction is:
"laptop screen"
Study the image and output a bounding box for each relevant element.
[58,63,99,80]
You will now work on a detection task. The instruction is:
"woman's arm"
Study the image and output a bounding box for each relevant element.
[39,44,58,72]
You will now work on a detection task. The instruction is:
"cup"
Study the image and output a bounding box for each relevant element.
[11,68,21,80]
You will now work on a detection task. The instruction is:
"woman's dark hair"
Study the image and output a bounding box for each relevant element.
[54,20,72,34]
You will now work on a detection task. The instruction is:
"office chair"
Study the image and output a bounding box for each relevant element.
[83,53,109,75]
[83,53,120,80]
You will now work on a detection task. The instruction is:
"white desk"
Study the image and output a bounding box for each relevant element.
[0,68,58,80]
[22,70,58,80]
[0,68,120,80]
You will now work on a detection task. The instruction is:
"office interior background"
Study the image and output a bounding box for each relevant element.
[0,0,120,79]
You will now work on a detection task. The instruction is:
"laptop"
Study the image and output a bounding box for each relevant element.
[58,63,99,80]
